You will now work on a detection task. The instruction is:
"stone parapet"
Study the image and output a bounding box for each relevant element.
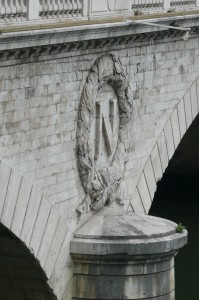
[71,206,187,300]
[0,0,198,25]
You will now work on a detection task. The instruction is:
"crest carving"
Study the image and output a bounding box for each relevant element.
[77,54,133,214]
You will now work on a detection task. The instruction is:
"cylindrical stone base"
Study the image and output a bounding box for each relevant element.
[73,254,175,300]
[71,207,187,300]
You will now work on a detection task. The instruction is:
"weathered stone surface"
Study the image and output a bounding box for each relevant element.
[71,207,186,300]
[0,15,198,300]
[72,207,187,255]
[77,54,133,212]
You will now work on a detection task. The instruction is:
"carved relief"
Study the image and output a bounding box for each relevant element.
[77,54,133,214]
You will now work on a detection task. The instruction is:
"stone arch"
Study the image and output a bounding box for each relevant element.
[130,77,199,214]
[0,222,57,300]
[0,160,69,300]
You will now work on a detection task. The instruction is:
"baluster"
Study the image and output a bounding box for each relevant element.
[54,0,59,18]
[51,0,56,18]
[5,0,11,20]
[43,0,48,19]
[18,0,24,20]
[40,0,46,19]
[12,0,17,20]
[22,0,27,19]
[8,0,12,19]
[0,0,6,21]
[68,0,72,17]
[134,0,138,10]
[39,0,43,18]
[51,0,55,18]
[73,0,78,16]
[47,0,52,17]
[77,0,83,16]
[133,0,137,10]
[42,0,46,19]
[57,0,64,17]
[15,0,20,20]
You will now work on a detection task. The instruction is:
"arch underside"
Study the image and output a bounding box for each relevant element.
[130,77,199,214]
[0,160,69,300]
[0,222,57,300]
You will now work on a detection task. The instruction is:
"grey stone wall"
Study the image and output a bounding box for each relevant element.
[0,18,198,299]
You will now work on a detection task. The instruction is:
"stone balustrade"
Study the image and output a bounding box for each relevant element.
[0,0,198,24]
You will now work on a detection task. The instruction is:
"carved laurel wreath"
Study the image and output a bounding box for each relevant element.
[77,54,133,211]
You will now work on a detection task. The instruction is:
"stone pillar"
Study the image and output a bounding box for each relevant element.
[163,0,171,11]
[27,0,40,20]
[82,0,89,17]
[71,207,187,300]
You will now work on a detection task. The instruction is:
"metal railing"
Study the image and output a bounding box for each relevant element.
[0,0,198,23]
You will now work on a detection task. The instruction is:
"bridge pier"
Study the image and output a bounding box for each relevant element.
[71,207,187,300]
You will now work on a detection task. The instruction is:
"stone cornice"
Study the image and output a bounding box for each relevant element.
[0,14,199,61]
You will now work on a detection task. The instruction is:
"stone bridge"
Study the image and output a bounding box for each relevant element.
[0,2,197,300]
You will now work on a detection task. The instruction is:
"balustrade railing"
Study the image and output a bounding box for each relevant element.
[0,0,27,22]
[39,0,84,19]
[0,0,198,24]
[132,0,163,12]
[170,0,196,8]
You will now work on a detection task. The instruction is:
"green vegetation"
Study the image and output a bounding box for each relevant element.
[176,223,186,233]
[134,9,143,16]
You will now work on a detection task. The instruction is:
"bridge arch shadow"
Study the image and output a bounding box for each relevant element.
[0,222,57,300]
[149,110,199,300]
[130,77,199,214]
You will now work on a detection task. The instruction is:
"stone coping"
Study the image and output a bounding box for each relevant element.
[0,13,199,52]
[71,207,187,256]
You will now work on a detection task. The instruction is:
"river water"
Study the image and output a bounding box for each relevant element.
[150,172,198,300]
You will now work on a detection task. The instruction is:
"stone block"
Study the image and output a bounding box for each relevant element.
[144,158,157,201]
[37,209,59,267]
[131,187,145,214]
[150,144,162,182]
[0,162,11,217]
[157,130,169,173]
[137,173,152,214]
[170,109,181,149]
[164,120,175,160]
[11,176,32,237]
[1,169,22,229]
[177,99,186,138]
[190,81,198,119]
[184,89,192,129]
[29,196,51,256]
[20,185,43,245]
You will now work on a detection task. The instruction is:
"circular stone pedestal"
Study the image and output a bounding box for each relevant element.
[71,207,187,300]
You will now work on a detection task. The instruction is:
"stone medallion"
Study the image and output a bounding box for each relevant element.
[77,54,133,214]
